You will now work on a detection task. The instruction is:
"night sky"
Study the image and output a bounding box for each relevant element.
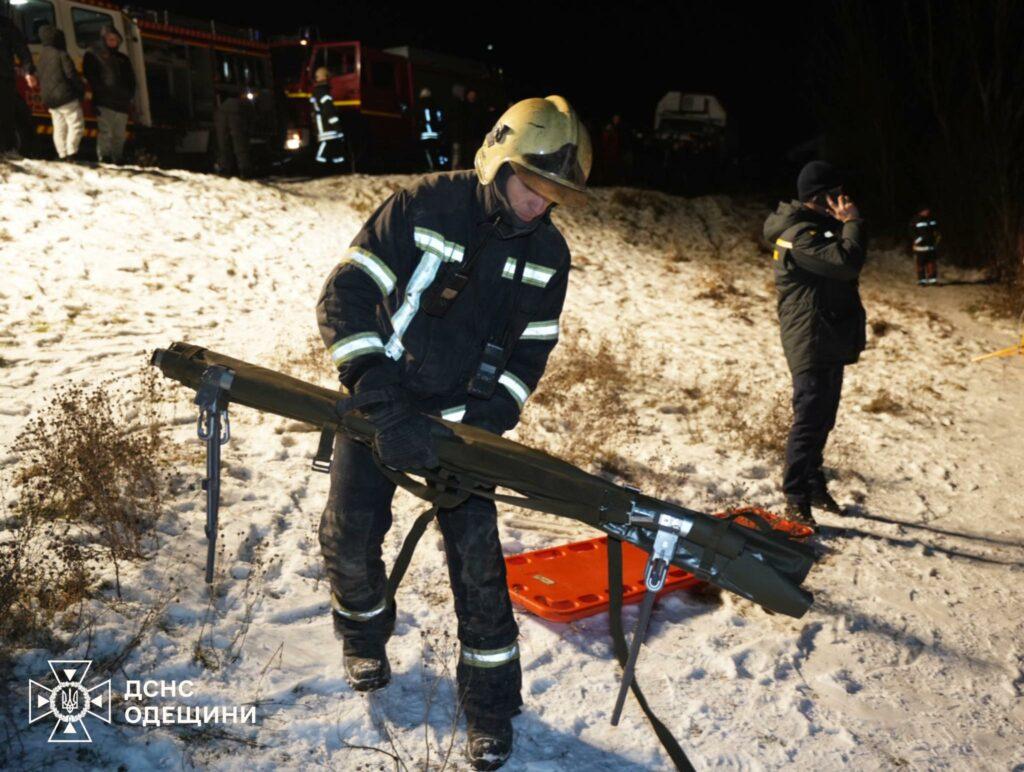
[157,1,827,161]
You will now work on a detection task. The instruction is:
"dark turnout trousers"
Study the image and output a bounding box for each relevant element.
[783,365,845,503]
[319,433,522,720]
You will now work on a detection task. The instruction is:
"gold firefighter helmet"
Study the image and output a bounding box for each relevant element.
[475,95,592,206]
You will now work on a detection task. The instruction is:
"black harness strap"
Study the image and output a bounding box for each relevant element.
[607,537,696,772]
[385,502,442,604]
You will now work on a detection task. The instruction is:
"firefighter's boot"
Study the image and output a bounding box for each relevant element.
[344,648,391,692]
[784,499,817,528]
[810,487,843,515]
[466,715,514,770]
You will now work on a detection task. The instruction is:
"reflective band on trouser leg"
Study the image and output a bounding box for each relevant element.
[441,405,466,422]
[331,592,387,621]
[520,319,559,341]
[330,332,386,365]
[498,371,530,409]
[461,643,520,669]
[342,246,397,296]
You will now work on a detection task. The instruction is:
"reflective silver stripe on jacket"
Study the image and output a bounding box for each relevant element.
[521,262,555,288]
[775,238,794,249]
[501,257,517,280]
[441,405,466,422]
[521,320,559,341]
[913,245,936,252]
[343,246,397,296]
[461,643,520,668]
[330,332,386,364]
[386,229,465,359]
[498,371,530,408]
[331,592,386,621]
[414,227,465,263]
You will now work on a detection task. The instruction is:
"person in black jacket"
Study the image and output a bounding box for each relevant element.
[763,161,868,525]
[37,25,84,159]
[309,66,345,167]
[0,10,37,152]
[317,96,591,770]
[910,207,940,285]
[82,24,135,163]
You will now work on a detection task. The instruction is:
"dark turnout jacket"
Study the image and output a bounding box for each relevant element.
[317,169,570,433]
[83,41,135,113]
[1,15,35,82]
[763,201,868,375]
[37,26,83,108]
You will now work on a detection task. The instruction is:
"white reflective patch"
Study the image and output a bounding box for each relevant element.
[775,238,793,249]
[343,247,396,296]
[441,405,466,422]
[320,94,333,104]
[522,262,555,288]
[521,320,559,341]
[330,332,385,364]
[501,257,517,280]
[498,371,530,408]
[929,220,938,226]
[916,221,930,228]
[461,643,520,668]
[385,251,444,359]
[414,227,465,263]
[823,230,834,238]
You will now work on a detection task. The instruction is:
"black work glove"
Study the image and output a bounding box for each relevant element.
[360,385,450,470]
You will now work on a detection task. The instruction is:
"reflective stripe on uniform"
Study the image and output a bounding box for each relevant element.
[343,246,397,296]
[913,245,936,252]
[915,221,930,228]
[331,592,386,621]
[498,371,530,408]
[501,257,517,280]
[320,94,333,104]
[414,227,465,264]
[441,405,466,422]
[461,643,520,668]
[330,332,386,364]
[386,250,444,359]
[775,238,794,249]
[521,319,559,341]
[522,262,555,288]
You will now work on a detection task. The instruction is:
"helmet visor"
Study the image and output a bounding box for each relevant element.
[520,143,587,189]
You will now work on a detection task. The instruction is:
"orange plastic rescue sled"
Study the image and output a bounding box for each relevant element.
[505,506,812,622]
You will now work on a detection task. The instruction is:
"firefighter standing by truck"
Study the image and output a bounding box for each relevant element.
[0,5,37,153]
[910,207,940,285]
[310,66,346,167]
[316,96,591,770]
[763,161,868,526]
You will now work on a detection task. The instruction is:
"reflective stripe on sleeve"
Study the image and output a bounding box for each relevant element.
[501,257,517,280]
[414,227,465,263]
[522,262,555,288]
[320,94,333,104]
[342,246,397,296]
[441,405,466,422]
[386,250,444,359]
[775,238,794,249]
[521,320,559,341]
[331,592,387,621]
[330,332,386,364]
[913,245,936,252]
[498,371,530,408]
[461,643,520,669]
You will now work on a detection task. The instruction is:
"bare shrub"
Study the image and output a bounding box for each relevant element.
[686,371,792,458]
[517,326,642,473]
[4,369,172,633]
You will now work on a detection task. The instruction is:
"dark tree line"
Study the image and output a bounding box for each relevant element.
[817,0,1024,293]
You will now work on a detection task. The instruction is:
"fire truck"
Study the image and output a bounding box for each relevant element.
[10,0,276,161]
[271,36,502,172]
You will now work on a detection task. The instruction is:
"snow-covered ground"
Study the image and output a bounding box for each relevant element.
[1,159,1022,771]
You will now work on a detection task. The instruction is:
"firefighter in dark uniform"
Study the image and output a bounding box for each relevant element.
[763,161,868,525]
[316,96,591,770]
[1,7,37,153]
[310,66,346,166]
[910,207,940,285]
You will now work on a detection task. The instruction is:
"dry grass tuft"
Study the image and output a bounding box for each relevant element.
[862,390,904,415]
[683,371,792,458]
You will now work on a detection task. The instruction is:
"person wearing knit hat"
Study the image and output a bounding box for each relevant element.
[762,161,869,526]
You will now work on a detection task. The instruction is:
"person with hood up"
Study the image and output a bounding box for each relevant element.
[82,24,135,163]
[36,25,85,160]
[1,8,37,152]
[763,161,868,526]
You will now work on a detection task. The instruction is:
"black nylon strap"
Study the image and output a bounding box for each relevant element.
[385,503,442,604]
[607,537,696,772]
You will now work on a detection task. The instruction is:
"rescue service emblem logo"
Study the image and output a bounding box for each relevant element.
[28,660,111,743]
